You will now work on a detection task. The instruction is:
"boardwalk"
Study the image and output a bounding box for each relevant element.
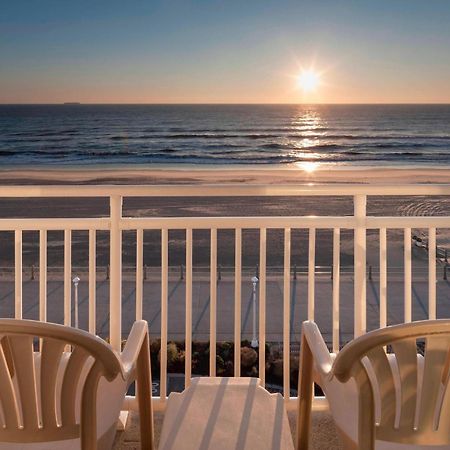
[1,275,449,347]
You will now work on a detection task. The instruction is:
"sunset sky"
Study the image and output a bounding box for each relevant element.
[1,0,450,104]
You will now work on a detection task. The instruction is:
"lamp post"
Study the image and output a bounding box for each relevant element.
[251,276,259,348]
[73,276,80,329]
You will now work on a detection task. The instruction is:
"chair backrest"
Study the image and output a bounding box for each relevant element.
[333,320,450,449]
[0,319,124,448]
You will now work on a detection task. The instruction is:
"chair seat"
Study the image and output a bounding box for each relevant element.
[159,377,294,450]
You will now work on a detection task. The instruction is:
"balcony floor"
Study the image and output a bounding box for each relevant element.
[113,410,343,449]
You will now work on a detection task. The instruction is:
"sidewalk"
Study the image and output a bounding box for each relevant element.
[1,276,448,346]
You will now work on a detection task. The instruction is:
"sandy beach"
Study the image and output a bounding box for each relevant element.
[2,164,450,185]
[0,165,449,270]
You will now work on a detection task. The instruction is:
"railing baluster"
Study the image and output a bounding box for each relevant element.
[428,227,436,319]
[209,228,217,376]
[64,230,72,327]
[185,229,193,388]
[3,183,450,414]
[160,228,168,404]
[14,230,22,319]
[332,228,340,352]
[259,228,267,385]
[354,195,367,337]
[110,195,123,351]
[283,228,291,402]
[39,230,47,323]
[404,228,412,323]
[136,229,143,321]
[379,228,387,328]
[308,228,316,320]
[89,230,96,333]
[234,228,242,377]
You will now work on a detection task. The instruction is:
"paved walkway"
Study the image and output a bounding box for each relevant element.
[1,275,449,346]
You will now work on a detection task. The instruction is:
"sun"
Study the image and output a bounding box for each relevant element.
[297,70,320,92]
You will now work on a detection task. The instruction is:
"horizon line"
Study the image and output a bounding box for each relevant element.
[1,102,450,106]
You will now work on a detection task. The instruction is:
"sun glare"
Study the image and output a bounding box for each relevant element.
[297,70,320,92]
[297,161,319,173]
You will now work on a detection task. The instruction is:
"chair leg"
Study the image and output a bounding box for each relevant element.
[296,333,314,450]
[136,333,155,450]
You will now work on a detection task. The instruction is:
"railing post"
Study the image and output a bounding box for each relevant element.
[354,194,367,337]
[144,264,147,281]
[180,264,184,281]
[110,195,123,351]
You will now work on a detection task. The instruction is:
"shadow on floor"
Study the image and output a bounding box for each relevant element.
[113,410,343,450]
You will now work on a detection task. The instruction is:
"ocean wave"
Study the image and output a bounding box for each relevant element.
[1,104,450,166]
[103,132,450,142]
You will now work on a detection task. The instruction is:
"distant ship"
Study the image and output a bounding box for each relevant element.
[63,102,81,105]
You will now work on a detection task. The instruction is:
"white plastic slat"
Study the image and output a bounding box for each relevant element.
[234,228,242,377]
[41,338,65,428]
[64,230,72,327]
[39,230,47,323]
[380,228,387,328]
[283,228,291,401]
[88,230,96,333]
[109,195,123,351]
[404,228,412,323]
[9,336,39,429]
[428,227,436,320]
[209,228,217,376]
[379,228,387,328]
[308,228,316,321]
[136,229,143,321]
[332,228,340,352]
[354,195,367,337]
[0,343,19,428]
[14,230,22,319]
[185,228,193,387]
[259,228,267,385]
[160,228,168,404]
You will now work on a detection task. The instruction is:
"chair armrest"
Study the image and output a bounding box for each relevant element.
[301,321,333,378]
[122,320,155,449]
[121,320,149,379]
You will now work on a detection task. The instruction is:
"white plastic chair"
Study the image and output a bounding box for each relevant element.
[297,320,450,450]
[0,319,154,450]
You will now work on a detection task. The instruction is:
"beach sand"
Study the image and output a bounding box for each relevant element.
[2,164,450,185]
[0,166,449,270]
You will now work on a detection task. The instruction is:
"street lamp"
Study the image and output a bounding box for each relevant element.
[251,276,259,348]
[73,276,80,328]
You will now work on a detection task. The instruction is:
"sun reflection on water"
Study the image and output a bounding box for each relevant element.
[288,108,329,167]
[295,161,320,173]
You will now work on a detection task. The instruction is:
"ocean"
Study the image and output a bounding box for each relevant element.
[0,104,449,166]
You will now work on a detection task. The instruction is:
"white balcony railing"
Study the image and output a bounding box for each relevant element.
[1,183,450,412]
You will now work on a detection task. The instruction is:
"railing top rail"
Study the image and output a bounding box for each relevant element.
[2,184,450,197]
